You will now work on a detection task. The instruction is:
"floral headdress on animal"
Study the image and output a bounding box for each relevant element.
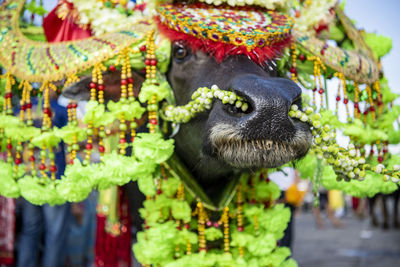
[0,0,399,266]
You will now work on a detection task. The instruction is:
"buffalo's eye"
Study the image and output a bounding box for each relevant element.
[173,42,190,62]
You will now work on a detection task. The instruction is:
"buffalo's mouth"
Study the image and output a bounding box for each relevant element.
[208,119,312,169]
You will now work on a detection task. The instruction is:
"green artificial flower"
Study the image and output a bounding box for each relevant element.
[0,162,20,198]
[0,115,22,129]
[171,199,192,223]
[204,227,223,241]
[18,176,65,206]
[176,228,198,244]
[156,38,172,74]
[362,32,392,59]
[107,99,145,121]
[230,230,254,247]
[138,81,171,103]
[133,133,174,163]
[138,175,156,197]
[100,152,136,186]
[83,100,114,127]
[260,247,291,267]
[31,130,61,148]
[57,160,93,202]
[161,177,181,197]
[54,125,87,144]
[4,125,41,142]
[133,221,178,265]
[281,258,299,267]
[164,251,216,267]
[380,78,399,103]
[319,109,342,128]
[255,180,280,201]
[296,153,317,179]
[258,204,290,240]
[247,233,276,256]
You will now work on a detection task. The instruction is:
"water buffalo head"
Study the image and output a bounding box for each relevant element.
[63,40,312,195]
[167,41,312,185]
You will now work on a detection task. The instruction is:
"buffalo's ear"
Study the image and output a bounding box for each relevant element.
[62,71,145,102]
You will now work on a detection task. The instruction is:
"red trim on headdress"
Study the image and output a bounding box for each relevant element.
[156,17,291,66]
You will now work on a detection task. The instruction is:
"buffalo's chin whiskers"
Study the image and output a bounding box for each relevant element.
[209,123,312,169]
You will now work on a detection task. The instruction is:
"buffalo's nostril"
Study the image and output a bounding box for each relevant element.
[291,95,303,112]
[222,96,253,116]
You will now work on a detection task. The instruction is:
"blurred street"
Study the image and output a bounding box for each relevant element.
[292,209,400,267]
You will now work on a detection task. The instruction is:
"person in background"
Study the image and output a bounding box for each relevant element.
[17,92,71,267]
[312,188,344,229]
[269,167,304,249]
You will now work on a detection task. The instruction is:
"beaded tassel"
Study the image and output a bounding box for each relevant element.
[290,43,298,83]
[197,202,207,251]
[145,31,159,134]
[309,56,326,108]
[236,184,245,256]
[3,73,15,115]
[335,73,350,119]
[353,82,360,118]
[373,81,383,115]
[365,84,376,121]
[220,206,230,253]
[67,101,79,163]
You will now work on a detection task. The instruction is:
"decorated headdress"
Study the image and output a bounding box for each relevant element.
[0,0,399,266]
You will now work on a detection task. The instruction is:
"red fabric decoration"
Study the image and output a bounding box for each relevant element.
[43,0,91,43]
[0,196,15,265]
[95,188,132,267]
[156,17,291,66]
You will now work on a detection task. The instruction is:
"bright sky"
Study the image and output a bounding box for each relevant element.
[345,0,400,94]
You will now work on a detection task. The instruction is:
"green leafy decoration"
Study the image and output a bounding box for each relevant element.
[0,162,20,198]
[138,175,156,197]
[133,221,178,266]
[161,177,181,197]
[31,130,61,148]
[171,199,191,223]
[362,32,392,59]
[107,99,145,121]
[260,247,292,267]
[57,160,93,202]
[133,133,174,163]
[255,180,280,201]
[138,81,171,103]
[83,101,114,127]
[18,176,65,206]
[54,125,87,144]
[204,227,223,241]
[247,233,276,256]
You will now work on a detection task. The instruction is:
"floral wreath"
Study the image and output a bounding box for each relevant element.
[0,0,399,266]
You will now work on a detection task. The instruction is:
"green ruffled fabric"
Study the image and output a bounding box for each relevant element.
[54,125,87,144]
[57,160,93,202]
[107,99,145,121]
[31,130,61,148]
[4,125,41,142]
[0,162,20,198]
[133,221,179,266]
[18,176,65,206]
[171,199,191,223]
[204,228,223,241]
[138,81,171,103]
[83,101,114,127]
[362,32,392,59]
[255,180,281,201]
[133,133,174,163]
